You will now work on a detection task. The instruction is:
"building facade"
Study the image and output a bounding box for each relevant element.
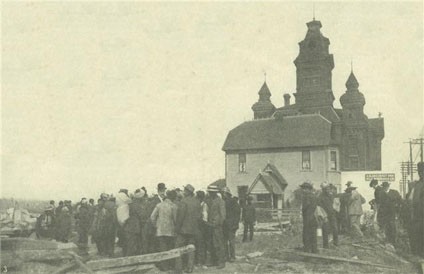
[222,18,384,202]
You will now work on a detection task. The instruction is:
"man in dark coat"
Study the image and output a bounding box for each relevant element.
[142,183,166,254]
[175,184,201,273]
[195,190,209,267]
[300,182,318,253]
[407,162,424,257]
[76,198,91,255]
[222,187,241,262]
[337,184,352,234]
[125,190,146,256]
[207,185,226,269]
[317,183,338,248]
[242,196,256,242]
[55,207,71,243]
[103,195,117,257]
[369,179,384,228]
[379,181,401,245]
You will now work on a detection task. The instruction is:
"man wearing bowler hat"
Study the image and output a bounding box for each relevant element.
[379,181,401,245]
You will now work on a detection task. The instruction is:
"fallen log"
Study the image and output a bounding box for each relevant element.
[94,264,155,274]
[15,249,73,262]
[279,250,396,270]
[87,244,195,271]
[1,237,58,251]
[69,251,94,274]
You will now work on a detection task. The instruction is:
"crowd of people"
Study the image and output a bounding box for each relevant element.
[35,183,257,273]
[300,161,424,259]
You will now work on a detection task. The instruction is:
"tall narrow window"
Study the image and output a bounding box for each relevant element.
[238,153,246,172]
[330,151,337,171]
[302,151,311,170]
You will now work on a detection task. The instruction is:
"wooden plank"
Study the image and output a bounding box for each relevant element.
[69,251,94,274]
[94,264,155,274]
[279,250,396,270]
[87,244,195,271]
[16,249,73,262]
[1,237,58,251]
[52,261,78,274]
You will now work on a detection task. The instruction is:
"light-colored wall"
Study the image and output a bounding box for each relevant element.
[226,147,341,200]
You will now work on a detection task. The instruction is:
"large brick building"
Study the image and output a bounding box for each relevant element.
[222,18,384,204]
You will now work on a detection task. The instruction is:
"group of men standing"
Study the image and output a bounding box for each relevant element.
[300,161,424,259]
[300,180,367,253]
[41,182,256,273]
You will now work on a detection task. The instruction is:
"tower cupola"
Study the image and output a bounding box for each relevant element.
[252,81,275,119]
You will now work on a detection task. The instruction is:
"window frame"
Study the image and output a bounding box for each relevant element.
[238,153,247,173]
[330,150,337,171]
[301,150,311,170]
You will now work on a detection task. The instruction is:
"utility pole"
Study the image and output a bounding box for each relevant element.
[400,161,409,198]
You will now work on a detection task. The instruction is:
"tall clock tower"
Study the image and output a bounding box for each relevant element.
[293,19,335,110]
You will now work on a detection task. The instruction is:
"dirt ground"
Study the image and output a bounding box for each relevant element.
[12,229,423,274]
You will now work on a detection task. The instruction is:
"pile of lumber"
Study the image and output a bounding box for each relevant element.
[1,237,195,274]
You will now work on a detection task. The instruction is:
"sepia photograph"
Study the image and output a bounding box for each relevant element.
[1,1,423,273]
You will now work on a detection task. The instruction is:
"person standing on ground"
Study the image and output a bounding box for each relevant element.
[347,186,366,238]
[150,190,178,271]
[195,190,209,268]
[337,182,352,234]
[300,181,318,253]
[222,187,241,263]
[242,196,256,242]
[143,183,166,254]
[317,182,338,248]
[369,179,384,228]
[407,162,424,258]
[379,181,401,246]
[55,206,71,243]
[125,189,145,256]
[103,194,117,257]
[207,185,226,269]
[75,198,91,255]
[175,185,201,273]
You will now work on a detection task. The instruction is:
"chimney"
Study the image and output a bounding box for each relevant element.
[283,93,291,106]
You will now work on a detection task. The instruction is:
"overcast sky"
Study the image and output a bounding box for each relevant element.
[2,2,423,201]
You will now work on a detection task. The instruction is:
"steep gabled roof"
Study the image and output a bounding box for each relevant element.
[223,114,332,151]
[248,164,288,195]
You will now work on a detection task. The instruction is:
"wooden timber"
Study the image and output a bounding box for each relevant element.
[94,264,155,274]
[279,250,397,270]
[69,251,94,274]
[86,244,195,271]
[1,237,58,251]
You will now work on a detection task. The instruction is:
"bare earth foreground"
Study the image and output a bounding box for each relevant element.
[11,231,422,274]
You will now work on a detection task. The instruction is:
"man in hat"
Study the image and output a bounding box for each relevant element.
[222,187,240,262]
[347,186,366,238]
[150,190,178,271]
[337,183,352,234]
[407,162,424,257]
[175,184,201,273]
[207,185,226,269]
[317,182,338,248]
[300,181,318,253]
[369,179,384,227]
[379,181,401,245]
[75,198,91,255]
[242,196,256,242]
[195,190,210,267]
[142,183,167,254]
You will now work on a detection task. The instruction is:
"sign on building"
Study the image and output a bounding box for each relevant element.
[365,173,395,182]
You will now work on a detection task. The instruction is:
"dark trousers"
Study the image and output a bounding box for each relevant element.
[78,228,89,254]
[126,232,142,256]
[382,217,396,245]
[142,222,158,254]
[303,222,318,253]
[243,222,254,242]
[175,234,196,273]
[323,216,338,248]
[210,226,225,266]
[196,222,211,265]
[409,219,424,257]
[157,236,175,271]
[223,228,236,260]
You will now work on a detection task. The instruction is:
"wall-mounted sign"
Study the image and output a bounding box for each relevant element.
[365,173,395,182]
